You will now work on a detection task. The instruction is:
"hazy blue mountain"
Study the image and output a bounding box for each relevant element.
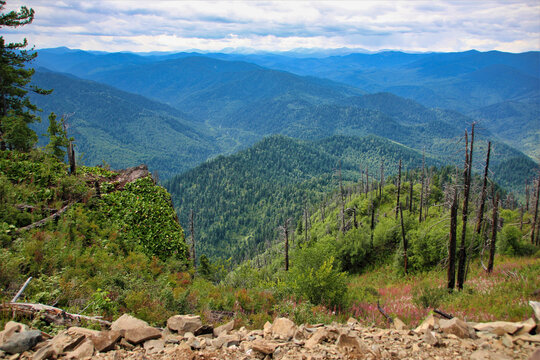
[29,69,220,178]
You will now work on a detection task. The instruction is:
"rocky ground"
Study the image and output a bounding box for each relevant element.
[1,309,539,360]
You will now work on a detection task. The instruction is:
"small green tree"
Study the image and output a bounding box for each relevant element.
[0,1,51,151]
[45,112,69,161]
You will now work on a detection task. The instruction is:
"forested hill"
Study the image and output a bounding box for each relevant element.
[165,135,440,261]
[28,69,221,179]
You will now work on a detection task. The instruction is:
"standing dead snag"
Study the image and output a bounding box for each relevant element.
[457,126,474,291]
[409,172,414,212]
[280,219,290,271]
[475,141,491,234]
[396,159,402,220]
[190,209,196,270]
[447,169,459,290]
[419,149,425,222]
[532,177,540,244]
[487,191,499,273]
[399,203,407,274]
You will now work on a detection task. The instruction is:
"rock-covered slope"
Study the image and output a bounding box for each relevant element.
[1,310,538,359]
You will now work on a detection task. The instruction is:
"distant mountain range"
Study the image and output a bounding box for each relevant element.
[29,47,538,187]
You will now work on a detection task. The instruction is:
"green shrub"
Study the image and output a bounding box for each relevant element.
[412,284,449,309]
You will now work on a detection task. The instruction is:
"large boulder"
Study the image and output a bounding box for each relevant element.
[64,338,95,360]
[439,318,472,339]
[0,321,29,345]
[123,327,162,345]
[110,314,150,332]
[271,317,296,341]
[0,330,42,354]
[167,315,202,335]
[213,320,234,337]
[414,314,439,334]
[90,330,122,352]
[473,321,523,336]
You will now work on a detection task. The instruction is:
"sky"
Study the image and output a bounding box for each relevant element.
[2,0,540,53]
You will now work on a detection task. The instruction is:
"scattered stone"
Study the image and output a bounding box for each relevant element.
[250,339,279,355]
[530,301,540,323]
[501,334,513,348]
[512,334,540,343]
[439,317,471,339]
[271,317,296,341]
[50,330,85,354]
[194,324,214,336]
[64,338,94,359]
[515,318,536,336]
[144,339,165,355]
[90,330,122,352]
[423,329,439,346]
[213,320,234,337]
[110,314,149,332]
[473,321,523,336]
[347,317,358,325]
[263,321,272,339]
[393,317,406,331]
[529,348,540,360]
[212,334,240,349]
[123,326,161,344]
[118,338,135,350]
[0,330,42,354]
[0,322,29,345]
[167,315,203,335]
[336,333,364,352]
[305,328,329,349]
[415,314,439,334]
[66,327,100,338]
[32,345,55,360]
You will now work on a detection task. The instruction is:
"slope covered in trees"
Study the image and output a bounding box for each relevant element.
[165,135,441,261]
[28,70,222,179]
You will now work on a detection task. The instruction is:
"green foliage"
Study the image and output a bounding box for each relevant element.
[287,255,348,309]
[45,112,69,161]
[498,225,537,256]
[0,1,51,151]
[412,284,449,309]
[98,177,188,261]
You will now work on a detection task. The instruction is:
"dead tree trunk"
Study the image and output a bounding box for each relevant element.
[399,203,407,274]
[532,178,540,244]
[396,159,402,220]
[447,174,459,290]
[475,141,491,234]
[283,219,290,271]
[419,150,425,222]
[409,174,414,212]
[457,128,473,291]
[190,209,196,270]
[370,181,375,248]
[339,160,345,233]
[379,163,384,198]
[525,181,530,212]
[487,191,499,273]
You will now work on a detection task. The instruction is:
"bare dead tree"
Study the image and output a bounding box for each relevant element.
[409,172,414,212]
[458,127,474,291]
[532,177,540,244]
[399,203,407,274]
[279,219,290,271]
[475,141,491,234]
[190,209,196,270]
[487,191,499,273]
[370,180,375,248]
[380,162,384,198]
[419,150,425,222]
[525,181,530,212]
[396,159,402,220]
[447,169,459,290]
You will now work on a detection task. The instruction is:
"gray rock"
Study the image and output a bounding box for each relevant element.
[167,315,202,335]
[0,330,43,354]
[110,314,149,332]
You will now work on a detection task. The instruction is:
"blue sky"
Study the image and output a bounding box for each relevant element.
[3,0,540,53]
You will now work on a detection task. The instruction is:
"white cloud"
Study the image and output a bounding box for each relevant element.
[2,0,539,52]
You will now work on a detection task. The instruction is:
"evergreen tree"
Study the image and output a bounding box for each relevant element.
[45,112,69,161]
[0,1,50,151]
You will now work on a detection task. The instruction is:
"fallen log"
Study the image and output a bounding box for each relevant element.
[433,309,453,319]
[16,202,73,233]
[377,300,393,324]
[0,302,111,328]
